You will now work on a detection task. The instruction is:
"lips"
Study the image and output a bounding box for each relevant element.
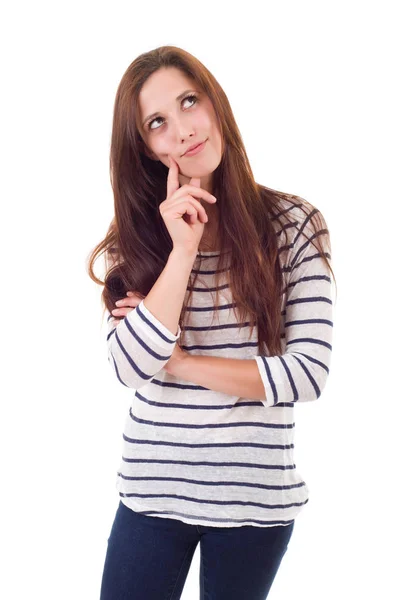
[182,140,206,156]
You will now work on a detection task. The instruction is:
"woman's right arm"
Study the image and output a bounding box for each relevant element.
[106,154,216,389]
[106,248,196,389]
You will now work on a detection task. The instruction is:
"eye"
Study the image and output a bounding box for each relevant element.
[147,94,198,131]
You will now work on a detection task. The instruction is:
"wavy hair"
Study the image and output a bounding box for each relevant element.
[86,45,336,356]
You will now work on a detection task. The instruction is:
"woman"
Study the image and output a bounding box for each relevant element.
[88,45,336,600]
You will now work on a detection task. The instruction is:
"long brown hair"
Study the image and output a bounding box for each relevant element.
[86,45,336,356]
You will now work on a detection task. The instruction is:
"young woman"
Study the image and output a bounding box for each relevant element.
[88,45,336,600]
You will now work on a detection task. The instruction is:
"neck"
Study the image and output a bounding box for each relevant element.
[199,221,220,250]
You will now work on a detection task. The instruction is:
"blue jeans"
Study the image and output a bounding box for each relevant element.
[99,500,295,600]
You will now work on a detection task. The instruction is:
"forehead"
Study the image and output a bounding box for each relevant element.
[138,67,197,117]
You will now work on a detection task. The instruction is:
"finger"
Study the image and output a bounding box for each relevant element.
[126,291,144,298]
[189,176,201,188]
[113,299,139,311]
[185,199,207,224]
[175,185,217,204]
[168,203,199,226]
[125,290,140,296]
[116,293,142,307]
[112,307,135,317]
[179,201,199,225]
[169,196,208,223]
[166,155,180,200]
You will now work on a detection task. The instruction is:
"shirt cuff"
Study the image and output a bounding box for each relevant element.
[127,299,181,348]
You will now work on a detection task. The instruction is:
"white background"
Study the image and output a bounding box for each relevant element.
[2,1,399,598]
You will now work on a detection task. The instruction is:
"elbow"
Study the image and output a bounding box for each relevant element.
[288,351,331,404]
[306,363,330,402]
[106,315,179,389]
[107,331,173,390]
[108,349,169,390]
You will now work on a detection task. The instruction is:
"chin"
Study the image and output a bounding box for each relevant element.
[182,153,221,176]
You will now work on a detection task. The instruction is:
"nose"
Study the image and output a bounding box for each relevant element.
[173,121,195,151]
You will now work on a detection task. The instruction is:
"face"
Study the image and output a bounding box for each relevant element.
[138,67,223,194]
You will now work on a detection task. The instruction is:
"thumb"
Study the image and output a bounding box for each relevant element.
[189,176,201,188]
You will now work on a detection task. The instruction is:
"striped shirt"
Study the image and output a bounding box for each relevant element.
[105,197,334,528]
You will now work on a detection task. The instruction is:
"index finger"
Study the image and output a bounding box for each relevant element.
[166,155,180,199]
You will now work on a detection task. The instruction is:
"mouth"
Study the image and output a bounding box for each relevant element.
[182,139,207,157]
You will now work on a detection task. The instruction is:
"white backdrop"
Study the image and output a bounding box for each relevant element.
[2,1,399,598]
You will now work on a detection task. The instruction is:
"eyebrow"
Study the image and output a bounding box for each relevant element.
[142,89,198,127]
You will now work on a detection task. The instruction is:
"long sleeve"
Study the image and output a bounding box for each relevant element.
[106,299,182,389]
[253,206,334,407]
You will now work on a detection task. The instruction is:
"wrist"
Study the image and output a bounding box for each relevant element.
[171,351,194,377]
[170,247,198,263]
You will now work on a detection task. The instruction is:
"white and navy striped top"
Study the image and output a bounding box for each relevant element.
[105,197,334,528]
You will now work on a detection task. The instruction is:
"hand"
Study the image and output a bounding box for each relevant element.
[110,290,144,326]
[163,342,189,375]
[159,155,217,255]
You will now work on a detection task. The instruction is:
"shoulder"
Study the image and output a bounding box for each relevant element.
[271,193,329,243]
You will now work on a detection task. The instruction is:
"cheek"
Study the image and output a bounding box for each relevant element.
[196,110,212,131]
[146,138,169,161]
